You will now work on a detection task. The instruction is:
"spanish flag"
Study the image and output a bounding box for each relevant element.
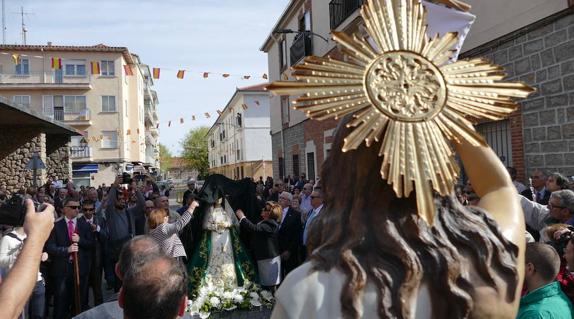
[11,54,20,64]
[241,103,248,110]
[204,112,211,118]
[262,73,268,79]
[192,115,196,121]
[180,118,184,124]
[203,72,209,78]
[176,70,185,79]
[124,65,134,76]
[90,61,100,75]
[51,57,62,70]
[152,68,160,79]
[222,73,230,78]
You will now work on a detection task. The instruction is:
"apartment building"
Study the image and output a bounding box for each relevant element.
[261,0,574,183]
[0,44,159,186]
[207,84,273,180]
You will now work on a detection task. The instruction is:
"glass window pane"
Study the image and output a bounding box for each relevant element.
[77,64,86,76]
[65,65,75,75]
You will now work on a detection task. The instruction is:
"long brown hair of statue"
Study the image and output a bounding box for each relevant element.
[307,116,519,319]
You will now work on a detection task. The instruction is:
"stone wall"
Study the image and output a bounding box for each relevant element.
[46,134,71,181]
[0,126,45,194]
[271,121,305,181]
[462,9,574,178]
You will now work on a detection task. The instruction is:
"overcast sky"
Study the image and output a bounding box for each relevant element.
[11,0,289,154]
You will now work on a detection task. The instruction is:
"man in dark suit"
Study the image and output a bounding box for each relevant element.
[521,169,551,205]
[276,191,302,277]
[79,199,106,307]
[46,197,94,318]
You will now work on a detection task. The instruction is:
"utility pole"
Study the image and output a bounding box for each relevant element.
[2,0,5,44]
[20,6,27,45]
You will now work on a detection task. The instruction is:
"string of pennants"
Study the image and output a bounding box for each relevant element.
[81,98,264,147]
[7,53,269,80]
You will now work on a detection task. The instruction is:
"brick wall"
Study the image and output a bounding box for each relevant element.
[462,9,574,179]
[304,118,338,178]
[271,121,305,181]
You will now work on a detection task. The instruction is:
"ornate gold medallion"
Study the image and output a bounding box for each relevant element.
[365,51,447,122]
[267,0,535,224]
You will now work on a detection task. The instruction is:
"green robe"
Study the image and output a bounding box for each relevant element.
[187,226,258,298]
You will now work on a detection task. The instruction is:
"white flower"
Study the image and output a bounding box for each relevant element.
[249,292,260,300]
[233,294,244,303]
[249,298,262,307]
[199,311,211,319]
[260,290,274,301]
[209,296,221,308]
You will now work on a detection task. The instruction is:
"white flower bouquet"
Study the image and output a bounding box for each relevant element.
[187,282,274,318]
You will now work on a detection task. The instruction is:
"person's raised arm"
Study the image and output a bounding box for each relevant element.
[454,140,524,243]
[164,201,199,235]
[0,201,54,319]
[107,176,121,212]
[128,181,146,220]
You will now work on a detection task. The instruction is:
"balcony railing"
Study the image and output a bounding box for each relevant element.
[49,108,90,124]
[329,0,366,30]
[70,146,92,159]
[290,32,313,66]
[0,71,92,88]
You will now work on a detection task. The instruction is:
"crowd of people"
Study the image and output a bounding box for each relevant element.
[6,167,574,318]
[0,172,323,319]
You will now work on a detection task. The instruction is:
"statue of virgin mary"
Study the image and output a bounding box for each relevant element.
[182,174,260,298]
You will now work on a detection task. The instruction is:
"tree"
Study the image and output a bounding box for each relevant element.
[181,126,210,179]
[159,143,173,174]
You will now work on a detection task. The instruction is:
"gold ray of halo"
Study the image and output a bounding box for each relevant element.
[267,0,535,224]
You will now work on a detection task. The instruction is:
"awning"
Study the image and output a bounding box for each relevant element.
[72,164,98,174]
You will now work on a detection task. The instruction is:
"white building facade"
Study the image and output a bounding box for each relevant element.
[208,84,273,180]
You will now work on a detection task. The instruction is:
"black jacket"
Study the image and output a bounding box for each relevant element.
[239,218,279,260]
[521,188,551,205]
[45,217,95,277]
[277,207,302,257]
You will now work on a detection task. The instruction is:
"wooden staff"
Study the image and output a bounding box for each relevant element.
[72,245,81,315]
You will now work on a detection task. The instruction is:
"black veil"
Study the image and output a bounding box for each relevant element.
[180,174,263,259]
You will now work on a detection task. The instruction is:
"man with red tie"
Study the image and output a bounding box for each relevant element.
[46,197,94,318]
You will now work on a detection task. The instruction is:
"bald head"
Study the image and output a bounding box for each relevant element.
[117,235,161,279]
[121,255,187,319]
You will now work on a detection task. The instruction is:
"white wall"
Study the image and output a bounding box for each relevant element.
[461,0,567,51]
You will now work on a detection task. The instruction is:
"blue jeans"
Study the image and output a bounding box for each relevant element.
[27,279,45,319]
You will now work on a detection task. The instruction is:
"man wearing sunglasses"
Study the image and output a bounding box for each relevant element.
[45,197,95,318]
[80,200,106,307]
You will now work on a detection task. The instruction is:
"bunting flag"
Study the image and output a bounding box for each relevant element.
[131,140,136,144]
[204,113,211,118]
[222,73,230,78]
[192,115,196,121]
[90,61,100,75]
[152,68,160,79]
[124,65,134,76]
[243,75,251,80]
[262,73,268,80]
[203,72,209,78]
[180,118,184,124]
[51,57,62,70]
[176,70,185,79]
[241,103,248,110]
[168,121,171,127]
[11,54,20,64]
[137,128,140,134]
[254,100,260,106]
[126,129,131,135]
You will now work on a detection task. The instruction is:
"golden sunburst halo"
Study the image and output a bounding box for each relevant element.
[267,0,535,224]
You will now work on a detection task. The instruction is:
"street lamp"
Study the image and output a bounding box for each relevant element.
[273,29,329,43]
[79,137,88,151]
